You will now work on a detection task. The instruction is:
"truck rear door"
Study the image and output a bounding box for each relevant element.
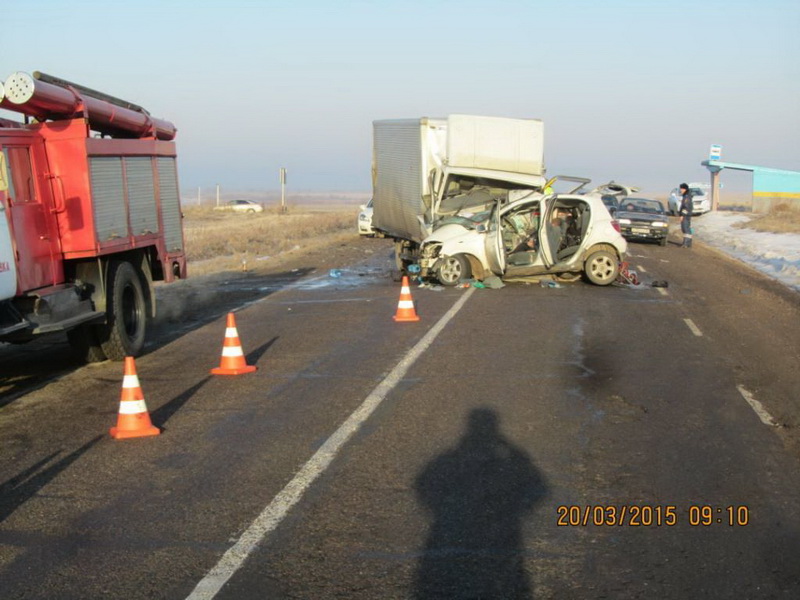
[2,141,60,292]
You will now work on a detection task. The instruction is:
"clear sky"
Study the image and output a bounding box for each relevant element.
[2,0,799,196]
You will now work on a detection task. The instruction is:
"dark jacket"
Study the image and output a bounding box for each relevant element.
[679,191,694,218]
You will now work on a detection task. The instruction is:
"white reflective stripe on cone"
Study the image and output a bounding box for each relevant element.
[398,300,415,308]
[122,375,141,388]
[225,328,239,338]
[118,400,148,414]
[222,346,244,357]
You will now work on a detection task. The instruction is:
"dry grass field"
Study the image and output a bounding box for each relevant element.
[654,193,800,234]
[180,194,798,281]
[733,203,800,234]
[182,203,360,276]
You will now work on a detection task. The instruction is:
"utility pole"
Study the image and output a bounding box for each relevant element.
[280,168,287,213]
[197,186,201,206]
[216,183,220,208]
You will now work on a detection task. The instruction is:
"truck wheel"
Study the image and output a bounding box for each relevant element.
[394,240,409,271]
[438,254,471,286]
[99,261,147,360]
[66,324,107,363]
[584,249,619,286]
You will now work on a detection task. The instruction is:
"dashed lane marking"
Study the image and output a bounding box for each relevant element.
[186,288,477,600]
[637,265,647,273]
[684,318,703,337]
[737,385,779,427]
[656,287,668,296]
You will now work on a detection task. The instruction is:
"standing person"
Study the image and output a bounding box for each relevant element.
[678,183,694,248]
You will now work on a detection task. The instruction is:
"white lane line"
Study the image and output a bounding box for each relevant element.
[684,318,703,337]
[656,287,668,296]
[637,265,647,273]
[737,385,779,427]
[276,297,374,305]
[186,288,476,600]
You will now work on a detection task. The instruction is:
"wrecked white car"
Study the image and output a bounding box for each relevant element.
[419,191,627,286]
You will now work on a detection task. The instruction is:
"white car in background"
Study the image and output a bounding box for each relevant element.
[668,183,711,216]
[419,192,627,286]
[358,198,375,236]
[213,199,265,214]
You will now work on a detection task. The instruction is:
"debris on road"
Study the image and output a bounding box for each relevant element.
[616,262,641,286]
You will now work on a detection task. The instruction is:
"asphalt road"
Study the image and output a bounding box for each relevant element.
[1,234,799,599]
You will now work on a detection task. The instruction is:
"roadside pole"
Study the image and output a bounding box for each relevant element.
[709,144,722,211]
[280,167,287,213]
[711,170,721,211]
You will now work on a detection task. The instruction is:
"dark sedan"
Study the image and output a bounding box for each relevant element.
[616,198,669,246]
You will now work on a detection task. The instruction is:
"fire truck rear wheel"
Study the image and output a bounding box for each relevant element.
[66,325,107,363]
[99,261,147,360]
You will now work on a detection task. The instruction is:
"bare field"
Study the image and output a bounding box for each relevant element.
[733,204,800,234]
[179,194,798,282]
[182,204,360,276]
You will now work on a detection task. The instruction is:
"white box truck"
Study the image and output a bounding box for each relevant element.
[371,114,547,271]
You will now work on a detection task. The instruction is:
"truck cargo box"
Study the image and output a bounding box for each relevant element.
[372,115,545,245]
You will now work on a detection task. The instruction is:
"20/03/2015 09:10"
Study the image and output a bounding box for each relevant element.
[555,504,750,527]
[689,505,750,526]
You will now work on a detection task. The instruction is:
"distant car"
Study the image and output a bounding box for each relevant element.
[668,183,710,216]
[358,198,375,236]
[213,199,264,214]
[617,197,669,246]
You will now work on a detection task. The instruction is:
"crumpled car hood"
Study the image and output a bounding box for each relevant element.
[422,223,479,246]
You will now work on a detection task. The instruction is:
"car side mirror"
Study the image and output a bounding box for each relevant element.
[476,224,486,233]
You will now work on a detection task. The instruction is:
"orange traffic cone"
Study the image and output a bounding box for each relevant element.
[211,312,257,375]
[393,276,420,322]
[110,357,160,439]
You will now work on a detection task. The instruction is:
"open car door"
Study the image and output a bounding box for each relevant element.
[537,197,559,268]
[484,200,506,275]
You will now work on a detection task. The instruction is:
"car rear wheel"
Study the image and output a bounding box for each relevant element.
[584,249,619,286]
[437,254,471,286]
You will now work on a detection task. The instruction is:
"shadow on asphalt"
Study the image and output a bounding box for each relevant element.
[413,408,547,599]
[0,435,103,524]
[0,269,315,407]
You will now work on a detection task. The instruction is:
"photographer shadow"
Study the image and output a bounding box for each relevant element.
[414,408,547,599]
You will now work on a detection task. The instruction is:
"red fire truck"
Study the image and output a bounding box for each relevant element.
[0,71,186,361]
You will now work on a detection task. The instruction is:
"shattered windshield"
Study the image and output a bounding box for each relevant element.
[436,208,493,229]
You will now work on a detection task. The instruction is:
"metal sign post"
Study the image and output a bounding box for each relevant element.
[709,145,722,211]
